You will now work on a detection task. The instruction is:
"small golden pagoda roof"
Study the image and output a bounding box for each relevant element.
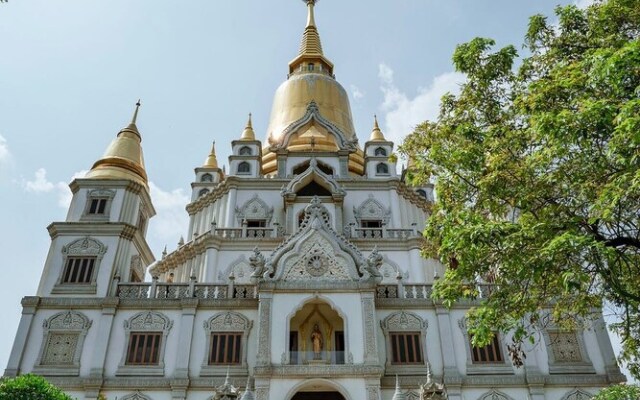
[203,141,219,168]
[240,113,256,141]
[369,115,386,141]
[85,100,148,187]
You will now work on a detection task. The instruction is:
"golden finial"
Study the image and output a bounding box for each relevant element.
[203,141,219,168]
[305,0,317,28]
[240,113,256,140]
[131,99,141,124]
[370,114,386,141]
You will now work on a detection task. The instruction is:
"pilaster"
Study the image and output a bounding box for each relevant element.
[4,296,39,377]
[360,291,379,364]
[174,299,198,379]
[89,297,119,378]
[256,292,273,366]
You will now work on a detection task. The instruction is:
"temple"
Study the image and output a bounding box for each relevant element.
[4,2,625,399]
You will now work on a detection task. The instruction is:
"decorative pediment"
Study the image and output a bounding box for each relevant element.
[381,311,427,332]
[43,311,92,331]
[561,389,593,400]
[271,101,358,152]
[120,392,152,400]
[281,158,345,200]
[62,237,107,256]
[354,194,391,224]
[204,312,253,333]
[261,196,379,282]
[125,311,173,332]
[235,194,273,224]
[478,390,515,400]
[218,255,252,284]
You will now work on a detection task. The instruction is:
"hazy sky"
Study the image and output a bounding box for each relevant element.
[3,0,628,380]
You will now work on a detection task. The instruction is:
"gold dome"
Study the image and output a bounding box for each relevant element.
[85,101,148,187]
[262,0,364,175]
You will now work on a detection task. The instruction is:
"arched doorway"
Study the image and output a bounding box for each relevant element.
[292,392,346,400]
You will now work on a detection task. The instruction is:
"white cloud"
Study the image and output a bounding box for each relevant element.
[23,168,88,208]
[378,63,465,145]
[350,84,364,100]
[147,182,189,250]
[0,134,10,166]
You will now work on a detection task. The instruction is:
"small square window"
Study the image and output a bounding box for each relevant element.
[88,198,107,214]
[126,332,162,365]
[62,257,96,284]
[41,333,79,365]
[209,332,242,365]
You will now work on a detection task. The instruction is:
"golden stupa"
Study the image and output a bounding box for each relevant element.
[262,0,364,175]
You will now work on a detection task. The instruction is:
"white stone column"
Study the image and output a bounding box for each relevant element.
[225,187,238,228]
[88,297,118,378]
[435,305,461,399]
[389,191,401,228]
[361,292,379,364]
[593,314,627,382]
[4,297,39,377]
[256,292,273,366]
[174,299,197,379]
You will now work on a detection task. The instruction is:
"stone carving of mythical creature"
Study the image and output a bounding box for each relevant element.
[249,247,266,280]
[365,245,383,280]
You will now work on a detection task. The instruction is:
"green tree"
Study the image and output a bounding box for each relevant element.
[400,0,640,378]
[0,374,73,400]
[594,384,640,400]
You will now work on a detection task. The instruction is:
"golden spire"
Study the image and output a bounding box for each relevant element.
[369,115,386,141]
[240,113,256,140]
[288,0,333,75]
[85,100,148,187]
[203,141,219,168]
[299,0,323,56]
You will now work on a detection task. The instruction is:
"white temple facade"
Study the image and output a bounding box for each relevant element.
[4,2,625,400]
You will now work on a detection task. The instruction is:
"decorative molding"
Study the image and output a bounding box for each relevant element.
[353,194,391,225]
[457,318,514,375]
[117,311,173,376]
[33,311,92,376]
[81,188,116,221]
[119,391,153,400]
[560,389,593,400]
[219,255,253,284]
[271,101,358,152]
[256,297,272,366]
[361,295,378,364]
[200,312,253,376]
[235,194,274,225]
[478,390,516,400]
[380,311,428,374]
[280,158,346,200]
[542,328,595,374]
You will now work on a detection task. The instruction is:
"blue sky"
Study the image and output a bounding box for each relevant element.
[2,0,628,380]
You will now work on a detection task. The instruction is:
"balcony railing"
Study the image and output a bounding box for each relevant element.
[210,226,285,239]
[376,283,496,299]
[117,281,257,300]
[345,227,418,240]
[288,351,345,365]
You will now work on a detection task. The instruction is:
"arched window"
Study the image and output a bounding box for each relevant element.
[416,189,427,198]
[55,237,107,294]
[118,311,173,375]
[238,162,251,174]
[201,173,213,182]
[198,189,210,197]
[201,312,253,375]
[239,146,252,156]
[308,63,315,72]
[376,163,389,175]
[374,147,387,156]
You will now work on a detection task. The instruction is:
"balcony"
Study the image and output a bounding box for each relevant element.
[345,227,419,240]
[376,283,496,300]
[288,351,346,365]
[116,281,258,300]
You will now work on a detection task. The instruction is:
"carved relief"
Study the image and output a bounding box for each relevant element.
[381,311,428,331]
[125,311,173,332]
[549,332,583,362]
[366,386,380,400]
[361,296,378,362]
[256,298,272,365]
[561,389,593,400]
[62,237,107,256]
[478,390,515,400]
[353,194,391,225]
[130,255,143,281]
[35,311,92,373]
[120,392,152,400]
[281,233,351,281]
[235,194,273,225]
[205,311,253,332]
[219,255,253,284]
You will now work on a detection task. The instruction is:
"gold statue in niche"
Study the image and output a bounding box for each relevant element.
[311,324,323,359]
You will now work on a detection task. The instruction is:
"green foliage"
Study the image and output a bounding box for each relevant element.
[400,0,640,378]
[594,384,640,400]
[0,374,73,400]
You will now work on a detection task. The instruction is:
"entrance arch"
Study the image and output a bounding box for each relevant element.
[292,392,346,400]
[285,379,352,400]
